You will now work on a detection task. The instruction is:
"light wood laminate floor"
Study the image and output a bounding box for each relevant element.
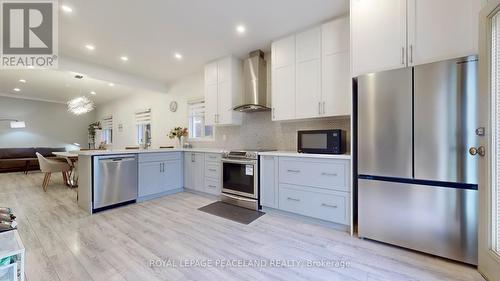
[0,172,485,281]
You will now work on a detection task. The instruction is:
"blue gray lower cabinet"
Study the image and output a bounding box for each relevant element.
[260,155,351,226]
[138,152,183,201]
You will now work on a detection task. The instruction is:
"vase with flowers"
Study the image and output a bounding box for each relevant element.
[169,127,188,148]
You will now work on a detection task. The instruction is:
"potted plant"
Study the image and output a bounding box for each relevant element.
[168,127,188,148]
[88,121,102,149]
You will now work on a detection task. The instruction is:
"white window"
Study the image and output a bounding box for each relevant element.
[135,109,152,145]
[101,116,113,144]
[188,100,213,140]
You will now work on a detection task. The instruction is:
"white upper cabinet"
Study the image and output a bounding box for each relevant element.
[351,0,481,76]
[322,16,351,116]
[204,56,242,126]
[295,27,322,119]
[271,17,351,120]
[351,0,407,77]
[272,35,296,121]
[407,0,480,66]
[205,61,218,84]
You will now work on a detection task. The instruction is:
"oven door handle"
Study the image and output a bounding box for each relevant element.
[222,193,257,202]
[222,159,257,165]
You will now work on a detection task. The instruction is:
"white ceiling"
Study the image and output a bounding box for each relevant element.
[0,69,157,104]
[0,0,349,104]
[60,0,349,83]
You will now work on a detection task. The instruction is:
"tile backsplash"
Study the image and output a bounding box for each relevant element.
[189,111,351,152]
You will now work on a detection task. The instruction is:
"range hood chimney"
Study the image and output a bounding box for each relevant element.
[233,50,270,112]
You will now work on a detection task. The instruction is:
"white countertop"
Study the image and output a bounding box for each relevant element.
[258,151,351,160]
[77,148,224,156]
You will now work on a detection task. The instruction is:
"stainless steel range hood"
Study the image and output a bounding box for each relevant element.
[233,50,270,112]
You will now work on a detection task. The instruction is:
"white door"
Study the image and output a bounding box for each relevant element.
[272,66,296,120]
[204,83,218,125]
[205,62,218,84]
[295,27,322,119]
[351,0,407,76]
[322,17,350,117]
[479,1,500,280]
[163,160,182,191]
[193,153,205,191]
[407,0,480,66]
[138,161,162,197]
[217,80,232,125]
[260,155,278,208]
[184,153,194,189]
[272,35,296,120]
[217,57,231,83]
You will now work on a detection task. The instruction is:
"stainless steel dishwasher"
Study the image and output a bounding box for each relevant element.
[93,154,138,210]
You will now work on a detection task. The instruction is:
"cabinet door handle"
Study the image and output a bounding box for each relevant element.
[321,203,338,208]
[318,102,321,115]
[401,47,405,65]
[321,172,338,177]
[322,101,325,115]
[287,197,300,202]
[287,169,300,173]
[409,45,413,64]
[208,168,217,172]
[272,108,275,119]
[208,185,217,188]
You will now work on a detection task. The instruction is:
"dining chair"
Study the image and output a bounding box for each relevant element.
[36,153,71,192]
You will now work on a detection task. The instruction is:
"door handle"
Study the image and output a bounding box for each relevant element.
[469,146,485,157]
[321,203,338,208]
[401,47,405,65]
[409,45,413,64]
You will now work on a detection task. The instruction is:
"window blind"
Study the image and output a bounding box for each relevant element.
[492,12,500,253]
[135,109,152,124]
[102,116,113,130]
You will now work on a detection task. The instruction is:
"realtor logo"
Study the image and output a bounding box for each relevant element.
[0,0,58,69]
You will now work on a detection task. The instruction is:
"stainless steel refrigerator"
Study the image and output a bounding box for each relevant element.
[357,56,479,265]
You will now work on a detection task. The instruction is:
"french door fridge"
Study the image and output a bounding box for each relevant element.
[357,56,480,264]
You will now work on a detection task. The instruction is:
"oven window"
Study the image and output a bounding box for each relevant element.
[302,134,328,149]
[223,163,254,195]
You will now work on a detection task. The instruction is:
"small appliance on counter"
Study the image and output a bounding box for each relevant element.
[297,129,346,154]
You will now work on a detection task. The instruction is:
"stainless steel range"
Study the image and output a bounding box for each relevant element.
[221,150,271,210]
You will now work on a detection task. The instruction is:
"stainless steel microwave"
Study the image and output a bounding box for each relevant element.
[297,130,346,154]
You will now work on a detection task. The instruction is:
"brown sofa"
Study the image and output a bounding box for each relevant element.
[0,147,66,173]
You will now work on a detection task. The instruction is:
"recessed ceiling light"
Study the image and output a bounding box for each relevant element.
[13,88,20,92]
[236,24,246,34]
[19,79,26,83]
[120,56,128,61]
[90,91,96,95]
[174,53,183,60]
[85,44,95,50]
[61,5,73,13]
[108,83,115,87]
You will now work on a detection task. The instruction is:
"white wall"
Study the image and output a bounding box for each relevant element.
[95,72,203,149]
[0,96,94,149]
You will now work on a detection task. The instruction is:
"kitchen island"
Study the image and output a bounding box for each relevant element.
[77,148,223,213]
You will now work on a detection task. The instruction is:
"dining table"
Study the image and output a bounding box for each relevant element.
[52,151,79,188]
